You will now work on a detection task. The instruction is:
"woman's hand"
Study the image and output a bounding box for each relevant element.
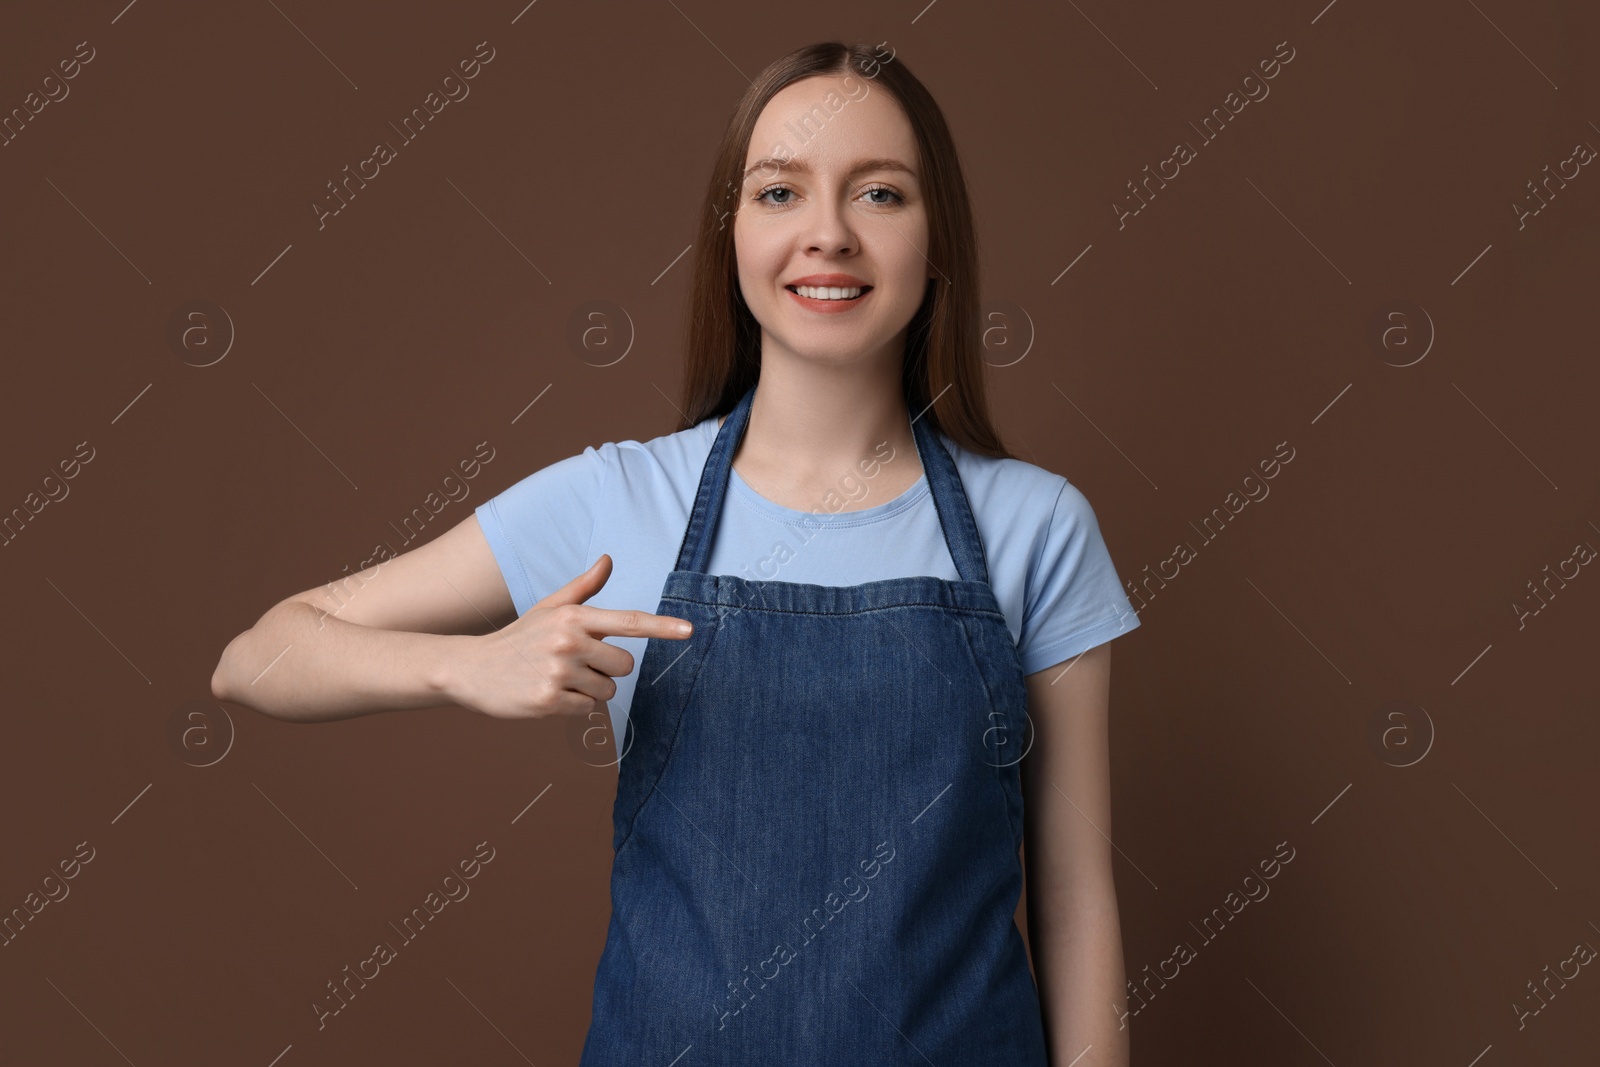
[448,554,693,720]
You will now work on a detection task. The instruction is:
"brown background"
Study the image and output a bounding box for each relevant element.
[2,0,1597,1063]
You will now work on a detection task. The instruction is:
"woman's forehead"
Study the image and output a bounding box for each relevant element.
[745,79,917,174]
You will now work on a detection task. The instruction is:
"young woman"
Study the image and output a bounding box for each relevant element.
[212,40,1139,1067]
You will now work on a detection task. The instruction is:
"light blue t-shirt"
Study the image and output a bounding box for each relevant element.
[474,413,1140,745]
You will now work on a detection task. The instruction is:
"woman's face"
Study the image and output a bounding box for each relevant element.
[733,73,933,370]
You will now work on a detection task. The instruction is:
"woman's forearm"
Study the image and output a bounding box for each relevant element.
[1029,880,1130,1066]
[211,601,466,723]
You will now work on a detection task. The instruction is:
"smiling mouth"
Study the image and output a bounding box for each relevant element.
[785,284,873,302]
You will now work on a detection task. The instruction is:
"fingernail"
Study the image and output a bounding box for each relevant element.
[677,621,693,635]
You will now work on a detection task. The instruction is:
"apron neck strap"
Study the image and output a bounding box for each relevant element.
[674,384,991,586]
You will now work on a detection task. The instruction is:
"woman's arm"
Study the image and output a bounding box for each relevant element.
[210,514,516,723]
[211,517,691,724]
[1022,642,1129,1067]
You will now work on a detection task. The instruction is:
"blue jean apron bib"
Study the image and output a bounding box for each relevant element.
[578,384,1049,1065]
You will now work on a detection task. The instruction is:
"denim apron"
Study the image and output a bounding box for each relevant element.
[578,384,1049,1065]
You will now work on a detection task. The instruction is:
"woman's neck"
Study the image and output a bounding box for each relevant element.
[717,367,923,513]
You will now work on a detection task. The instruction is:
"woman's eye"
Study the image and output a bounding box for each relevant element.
[753,184,906,207]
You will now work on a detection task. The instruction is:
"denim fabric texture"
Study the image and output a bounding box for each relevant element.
[578,384,1050,1065]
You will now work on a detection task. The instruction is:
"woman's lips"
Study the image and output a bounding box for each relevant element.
[784,285,874,314]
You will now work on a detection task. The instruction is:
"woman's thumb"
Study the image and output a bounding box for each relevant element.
[534,553,612,611]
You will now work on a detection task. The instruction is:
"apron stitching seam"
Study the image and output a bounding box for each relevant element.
[613,619,724,859]
[949,613,1025,846]
[658,596,1005,623]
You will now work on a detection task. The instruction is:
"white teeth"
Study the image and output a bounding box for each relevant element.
[793,285,864,300]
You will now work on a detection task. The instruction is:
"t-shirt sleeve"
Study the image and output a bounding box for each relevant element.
[1017,479,1141,674]
[473,443,611,618]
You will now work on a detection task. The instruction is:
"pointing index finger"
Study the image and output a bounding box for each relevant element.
[581,605,694,639]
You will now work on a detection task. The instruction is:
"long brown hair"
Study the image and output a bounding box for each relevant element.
[674,40,1015,460]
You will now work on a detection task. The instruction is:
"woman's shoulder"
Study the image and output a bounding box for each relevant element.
[485,415,714,509]
[938,436,1119,567]
[940,435,1075,511]
[601,414,718,473]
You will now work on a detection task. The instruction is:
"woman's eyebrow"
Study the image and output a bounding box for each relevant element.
[742,157,918,181]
